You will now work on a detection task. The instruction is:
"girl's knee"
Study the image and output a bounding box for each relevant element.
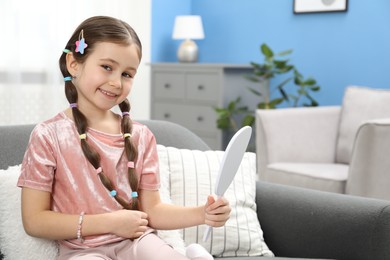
[132,233,188,259]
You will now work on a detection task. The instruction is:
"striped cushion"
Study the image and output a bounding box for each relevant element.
[157,145,274,257]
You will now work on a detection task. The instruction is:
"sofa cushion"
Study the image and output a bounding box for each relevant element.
[265,163,348,193]
[336,86,390,163]
[157,145,274,257]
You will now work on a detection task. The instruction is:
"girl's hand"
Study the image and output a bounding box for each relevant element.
[109,210,148,239]
[204,195,231,227]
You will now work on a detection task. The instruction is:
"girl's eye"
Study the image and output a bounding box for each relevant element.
[102,65,112,71]
[122,72,133,78]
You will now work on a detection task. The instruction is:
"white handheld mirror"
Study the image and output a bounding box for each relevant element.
[203,126,252,241]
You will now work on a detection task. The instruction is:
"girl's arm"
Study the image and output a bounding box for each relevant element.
[139,189,231,230]
[21,187,148,240]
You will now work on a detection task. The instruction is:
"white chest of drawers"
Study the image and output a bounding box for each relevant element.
[150,63,254,149]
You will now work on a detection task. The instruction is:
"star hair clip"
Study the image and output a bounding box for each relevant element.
[75,29,88,55]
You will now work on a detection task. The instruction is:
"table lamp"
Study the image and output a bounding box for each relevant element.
[172,15,205,63]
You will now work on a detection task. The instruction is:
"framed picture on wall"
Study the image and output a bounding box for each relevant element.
[294,0,348,14]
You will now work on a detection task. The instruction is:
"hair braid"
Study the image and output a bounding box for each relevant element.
[119,99,139,209]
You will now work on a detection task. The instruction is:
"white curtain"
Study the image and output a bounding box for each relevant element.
[0,0,151,126]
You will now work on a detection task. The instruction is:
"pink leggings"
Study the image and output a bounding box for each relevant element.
[58,232,212,260]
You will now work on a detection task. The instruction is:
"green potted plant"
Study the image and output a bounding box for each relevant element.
[245,43,295,109]
[215,43,320,145]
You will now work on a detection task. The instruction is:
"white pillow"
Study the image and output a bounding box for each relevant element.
[0,165,58,260]
[157,145,274,257]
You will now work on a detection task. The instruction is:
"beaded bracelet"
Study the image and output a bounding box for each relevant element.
[77,212,85,243]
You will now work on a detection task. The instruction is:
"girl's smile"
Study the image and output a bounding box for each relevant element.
[99,88,119,99]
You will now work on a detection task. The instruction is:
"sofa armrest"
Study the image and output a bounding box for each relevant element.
[346,118,390,200]
[255,180,390,259]
[0,124,35,170]
[256,107,341,174]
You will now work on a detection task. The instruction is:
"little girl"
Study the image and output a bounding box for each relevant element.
[17,16,230,260]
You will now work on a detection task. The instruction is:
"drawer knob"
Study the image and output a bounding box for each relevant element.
[164,113,170,119]
[197,116,204,122]
[198,85,204,90]
[164,83,171,89]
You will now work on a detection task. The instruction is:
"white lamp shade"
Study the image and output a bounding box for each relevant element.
[172,15,205,40]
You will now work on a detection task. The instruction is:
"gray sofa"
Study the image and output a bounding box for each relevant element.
[1,120,390,260]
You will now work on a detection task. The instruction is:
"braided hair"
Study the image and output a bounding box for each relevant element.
[58,16,142,210]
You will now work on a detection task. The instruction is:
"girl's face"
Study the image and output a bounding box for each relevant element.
[69,42,140,113]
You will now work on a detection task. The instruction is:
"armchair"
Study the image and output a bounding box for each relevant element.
[256,86,390,200]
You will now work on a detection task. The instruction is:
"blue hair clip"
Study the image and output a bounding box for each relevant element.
[131,191,138,198]
[110,190,117,197]
[64,76,72,82]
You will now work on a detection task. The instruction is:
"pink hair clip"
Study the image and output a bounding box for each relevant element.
[69,103,77,108]
[96,167,102,174]
[75,29,88,55]
[127,161,134,168]
[122,112,130,117]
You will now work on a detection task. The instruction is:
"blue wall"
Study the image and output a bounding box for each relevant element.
[152,0,390,106]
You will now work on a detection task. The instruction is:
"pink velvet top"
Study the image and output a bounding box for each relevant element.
[17,112,160,249]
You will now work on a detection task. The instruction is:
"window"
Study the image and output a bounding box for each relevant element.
[0,0,151,125]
